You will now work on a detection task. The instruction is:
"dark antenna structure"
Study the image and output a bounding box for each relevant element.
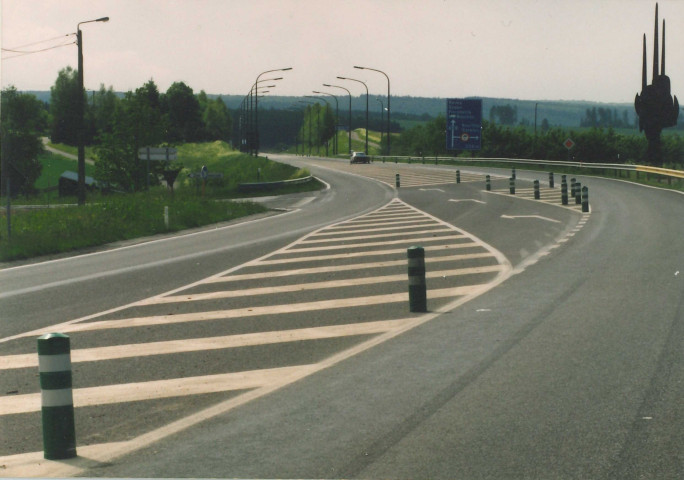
[634,3,679,166]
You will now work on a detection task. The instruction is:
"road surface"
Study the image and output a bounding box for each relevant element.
[1,156,681,479]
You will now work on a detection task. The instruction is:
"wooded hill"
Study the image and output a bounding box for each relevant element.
[25,90,644,130]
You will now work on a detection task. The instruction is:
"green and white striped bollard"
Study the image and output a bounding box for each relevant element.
[38,333,76,460]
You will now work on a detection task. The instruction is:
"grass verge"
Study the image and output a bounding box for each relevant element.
[0,141,323,262]
[0,190,267,262]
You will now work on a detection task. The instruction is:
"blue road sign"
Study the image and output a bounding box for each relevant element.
[446,98,482,150]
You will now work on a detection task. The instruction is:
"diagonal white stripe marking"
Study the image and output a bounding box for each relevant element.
[50,285,490,334]
[284,234,466,253]
[0,319,411,370]
[0,365,308,415]
[257,243,480,265]
[140,266,503,304]
[203,252,496,283]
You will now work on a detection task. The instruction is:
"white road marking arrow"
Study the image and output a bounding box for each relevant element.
[501,214,561,223]
[449,199,487,204]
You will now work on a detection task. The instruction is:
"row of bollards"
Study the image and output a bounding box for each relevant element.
[501,170,589,213]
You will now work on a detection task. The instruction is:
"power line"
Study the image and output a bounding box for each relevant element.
[2,33,76,60]
[4,33,75,50]
[1,40,75,60]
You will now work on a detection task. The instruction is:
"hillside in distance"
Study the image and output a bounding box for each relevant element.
[25,89,642,130]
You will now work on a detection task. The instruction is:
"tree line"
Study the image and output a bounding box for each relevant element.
[392,115,684,166]
[1,67,234,196]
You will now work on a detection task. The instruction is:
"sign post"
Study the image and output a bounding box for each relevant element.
[564,138,575,163]
[188,165,223,197]
[138,147,178,190]
[446,98,483,151]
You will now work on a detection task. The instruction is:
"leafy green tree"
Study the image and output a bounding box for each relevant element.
[489,105,518,125]
[163,81,203,142]
[94,99,141,192]
[49,67,82,145]
[1,87,47,196]
[296,104,336,155]
[91,84,119,136]
[203,96,232,142]
[131,80,165,147]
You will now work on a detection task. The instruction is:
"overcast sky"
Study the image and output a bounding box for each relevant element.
[2,0,684,103]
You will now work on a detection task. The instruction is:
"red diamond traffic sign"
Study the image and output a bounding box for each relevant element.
[564,138,575,150]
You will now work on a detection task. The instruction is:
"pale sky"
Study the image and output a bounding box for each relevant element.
[2,0,684,103]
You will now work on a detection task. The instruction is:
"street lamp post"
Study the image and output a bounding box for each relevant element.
[254,67,292,155]
[76,16,108,206]
[354,66,390,155]
[248,77,282,155]
[323,83,352,155]
[313,91,339,155]
[338,76,368,154]
[376,98,384,149]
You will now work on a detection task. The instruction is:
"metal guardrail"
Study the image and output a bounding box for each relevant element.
[237,175,314,192]
[369,155,684,180]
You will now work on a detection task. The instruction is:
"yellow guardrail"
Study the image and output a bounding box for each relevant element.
[635,165,684,179]
[371,155,684,180]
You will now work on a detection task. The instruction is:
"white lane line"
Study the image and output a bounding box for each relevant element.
[284,235,467,253]
[320,221,439,235]
[324,217,435,229]
[140,266,504,304]
[299,227,456,244]
[0,365,309,415]
[257,243,481,265]
[204,252,497,283]
[448,199,487,204]
[341,213,427,224]
[45,285,491,334]
[500,214,561,223]
[0,319,412,371]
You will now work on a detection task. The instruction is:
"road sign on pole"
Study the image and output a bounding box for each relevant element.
[137,147,177,161]
[446,98,482,151]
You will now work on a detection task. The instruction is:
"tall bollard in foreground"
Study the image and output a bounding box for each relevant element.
[395,173,400,188]
[485,175,491,191]
[534,180,540,199]
[407,246,427,313]
[561,181,568,205]
[575,182,582,204]
[456,170,461,184]
[509,177,515,194]
[582,186,589,212]
[38,333,76,460]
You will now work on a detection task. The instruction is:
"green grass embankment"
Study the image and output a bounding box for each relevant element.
[0,141,321,262]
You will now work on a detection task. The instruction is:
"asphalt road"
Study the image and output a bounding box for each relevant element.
[1,157,682,478]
